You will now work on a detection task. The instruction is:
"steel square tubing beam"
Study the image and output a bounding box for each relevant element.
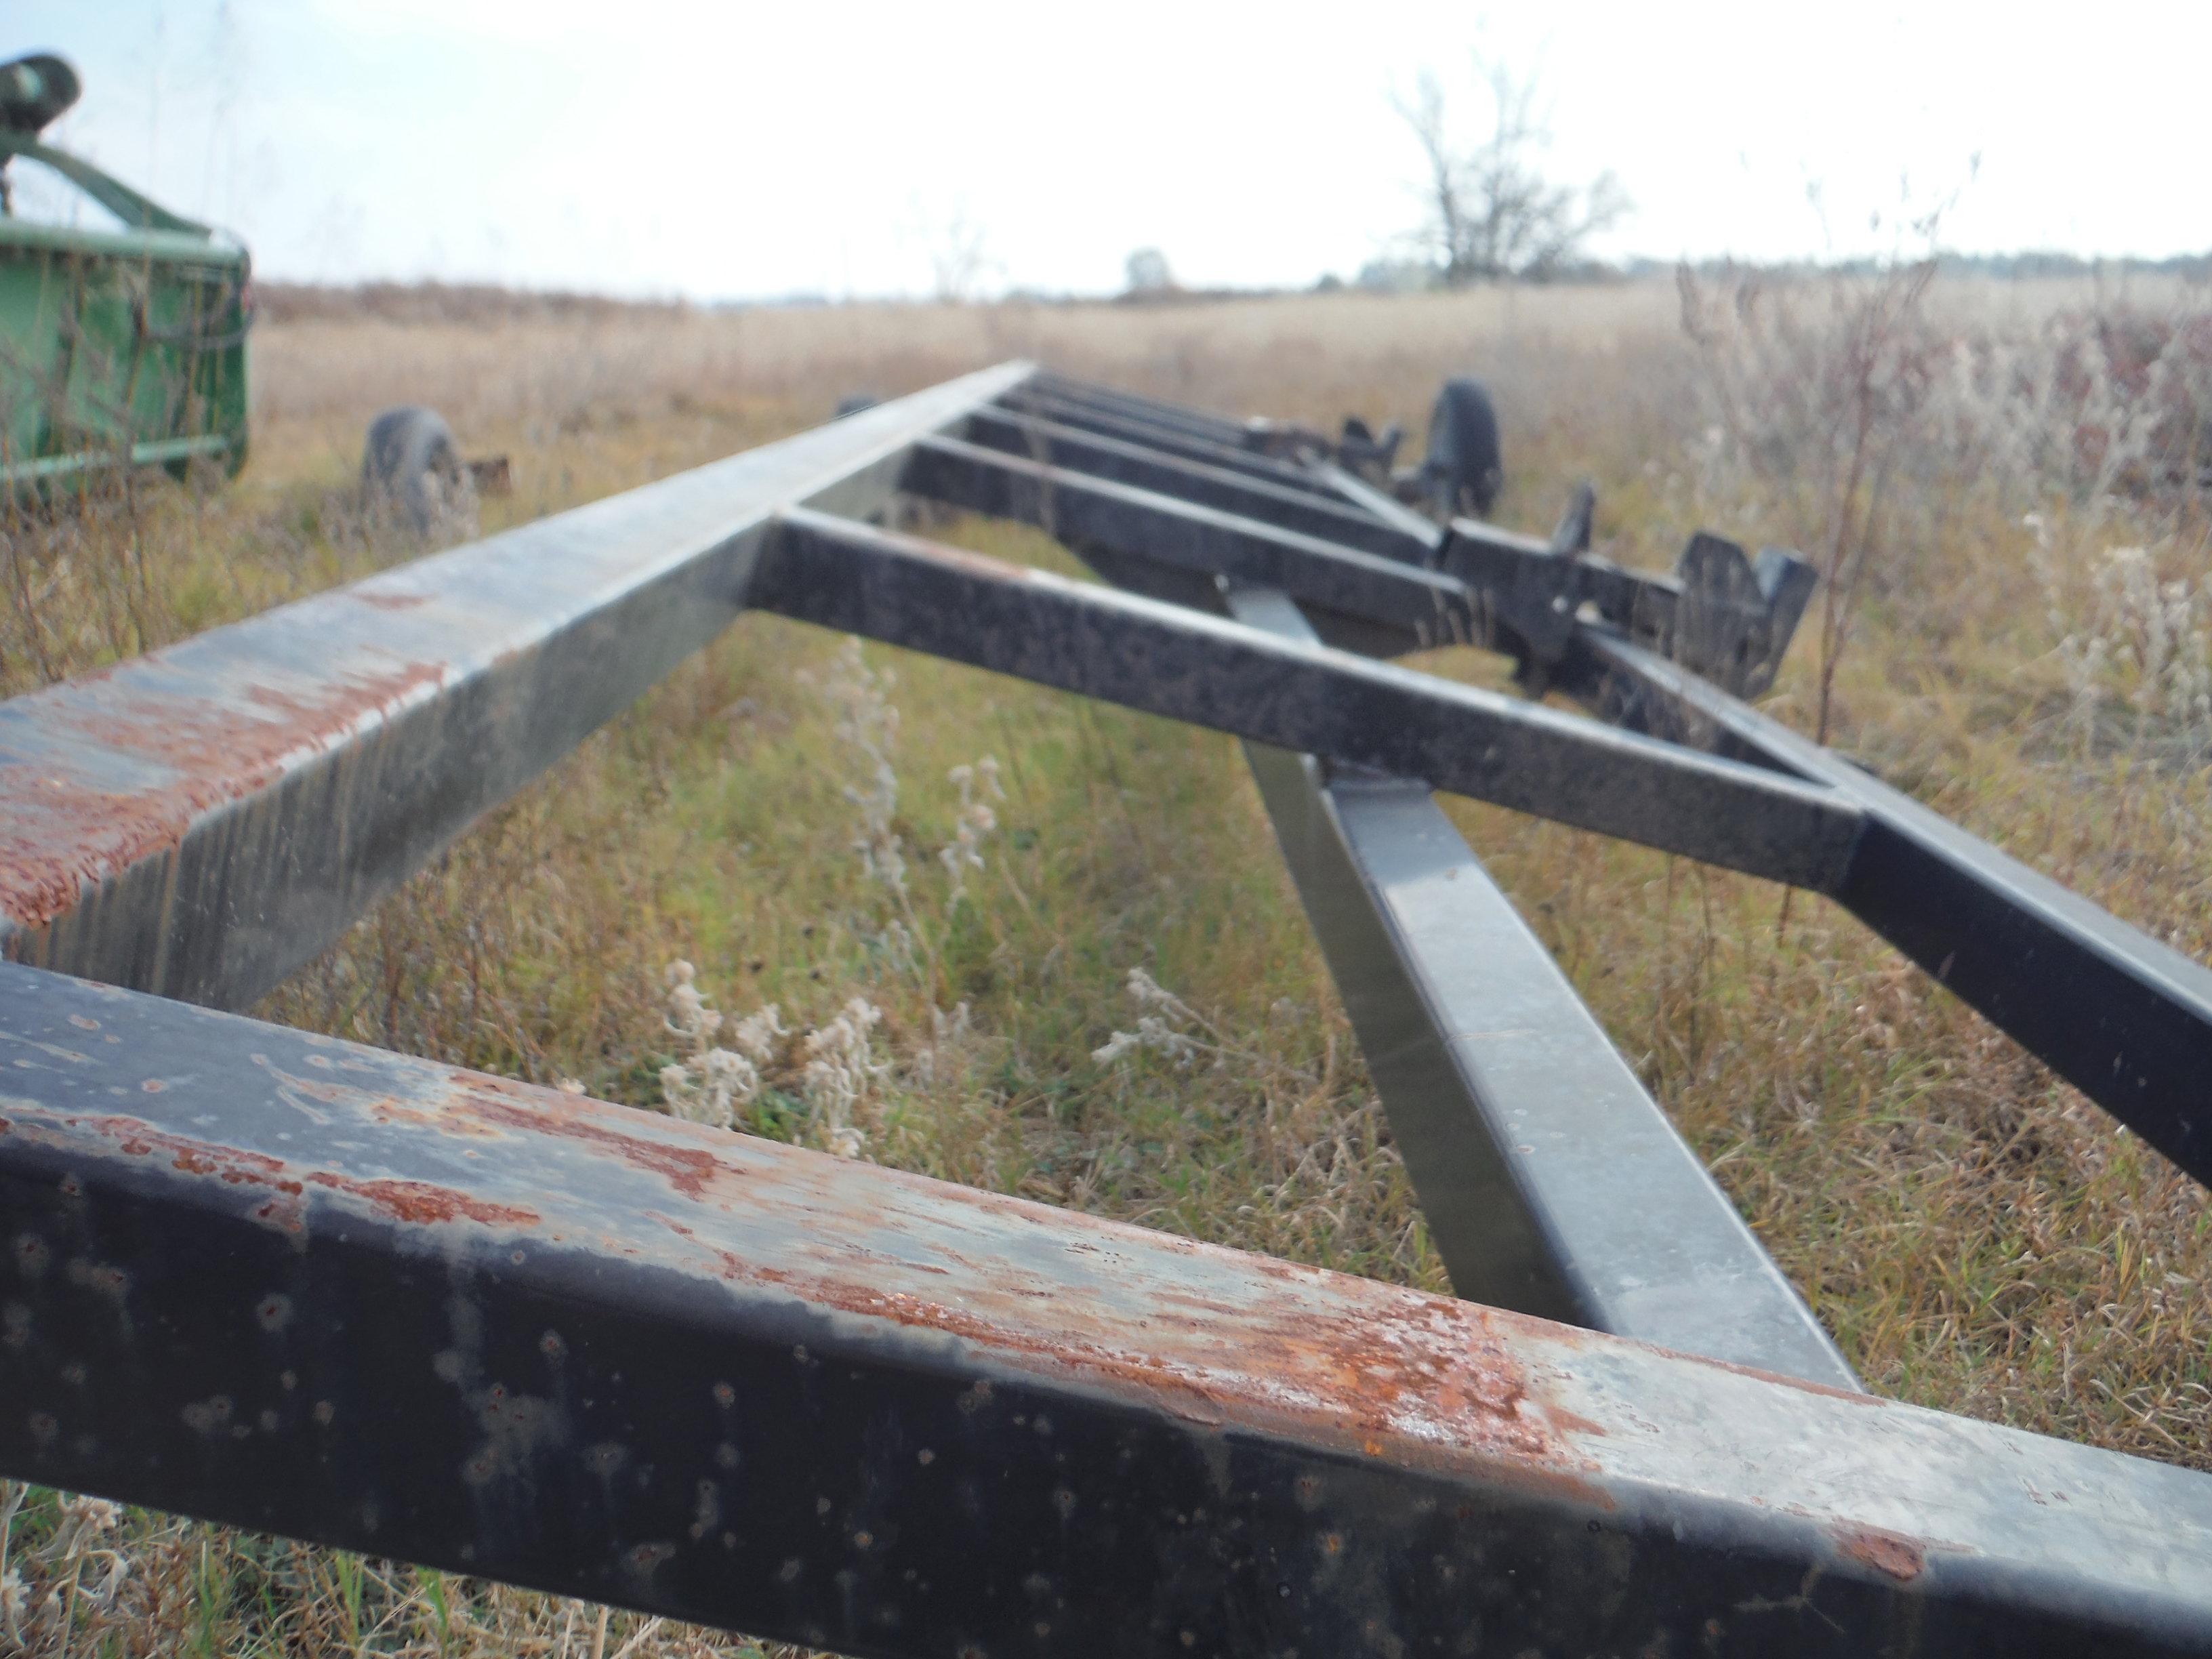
[1317,459,1454,544]
[1030,369,1256,445]
[1220,584,1859,1390]
[1000,386,1347,499]
[1036,380,1678,610]
[904,434,1458,652]
[1559,626,2212,1189]
[754,508,1861,889]
[1029,378,1419,520]
[1031,384,2212,1187]
[940,416,1731,682]
[1007,376,2212,1174]
[1012,381,1265,453]
[4,962,2210,1656]
[1303,461,2212,1185]
[1006,381,1337,489]
[0,361,1036,1010]
[962,407,1431,562]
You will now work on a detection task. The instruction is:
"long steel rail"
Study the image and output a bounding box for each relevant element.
[3,363,2209,1654]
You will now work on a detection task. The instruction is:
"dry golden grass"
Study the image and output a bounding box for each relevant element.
[2,274,2209,1654]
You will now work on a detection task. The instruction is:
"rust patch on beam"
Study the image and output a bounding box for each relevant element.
[0,362,1037,1008]
[299,1172,540,1229]
[455,1076,722,1200]
[0,658,447,929]
[4,1040,1607,1504]
[1833,1522,1930,1582]
[430,1067,1605,1498]
[3,1109,536,1231]
[24,1113,303,1192]
[5,964,2211,1654]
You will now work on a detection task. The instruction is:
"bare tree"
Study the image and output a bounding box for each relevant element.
[1393,59,1629,285]
[905,199,998,303]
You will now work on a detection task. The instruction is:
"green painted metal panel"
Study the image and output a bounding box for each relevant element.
[0,130,251,496]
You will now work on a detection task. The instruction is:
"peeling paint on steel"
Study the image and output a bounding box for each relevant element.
[0,362,1037,1008]
[1834,1523,1929,1583]
[4,959,2211,1659]
[0,658,449,928]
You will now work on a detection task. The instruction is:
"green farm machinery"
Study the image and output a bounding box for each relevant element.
[0,52,251,498]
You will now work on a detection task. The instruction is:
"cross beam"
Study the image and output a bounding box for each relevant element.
[754,508,1863,890]
[3,962,2207,1658]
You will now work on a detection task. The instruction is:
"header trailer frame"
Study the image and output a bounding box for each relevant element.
[2,363,2209,1654]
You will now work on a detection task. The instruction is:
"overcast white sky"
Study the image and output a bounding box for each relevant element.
[8,1,2207,299]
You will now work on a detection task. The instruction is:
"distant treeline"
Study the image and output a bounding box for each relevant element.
[1358,251,2212,291]
[1634,251,2212,283]
[253,281,694,325]
[253,253,2212,327]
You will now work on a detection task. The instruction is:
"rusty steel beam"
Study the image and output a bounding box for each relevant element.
[752,508,1866,890]
[1015,379,1256,448]
[0,362,1035,1010]
[1002,386,1342,497]
[961,406,1430,562]
[1027,369,1257,446]
[902,434,1456,654]
[3,960,2211,1656]
[1559,626,2212,1189]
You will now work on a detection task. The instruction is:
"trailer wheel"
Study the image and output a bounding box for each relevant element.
[1425,377,1503,518]
[362,406,476,541]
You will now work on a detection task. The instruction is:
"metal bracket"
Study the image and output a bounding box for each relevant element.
[1444,490,1817,697]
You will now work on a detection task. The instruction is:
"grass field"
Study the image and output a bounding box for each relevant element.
[3,274,2209,1654]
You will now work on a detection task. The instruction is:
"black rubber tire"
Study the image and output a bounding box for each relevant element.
[1425,377,1503,517]
[361,406,471,539]
[0,55,82,136]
